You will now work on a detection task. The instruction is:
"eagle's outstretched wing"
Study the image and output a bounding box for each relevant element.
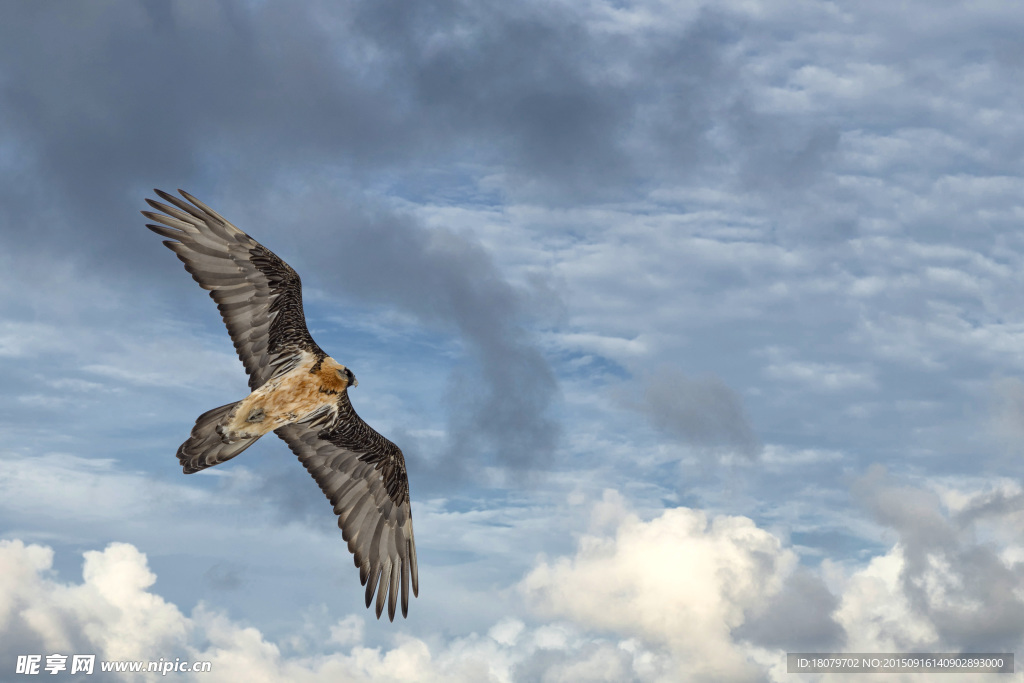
[142,189,320,390]
[276,392,418,621]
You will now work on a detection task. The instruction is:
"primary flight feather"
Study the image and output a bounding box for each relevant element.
[142,189,418,621]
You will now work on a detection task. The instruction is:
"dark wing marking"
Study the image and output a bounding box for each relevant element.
[142,189,322,390]
[275,392,417,621]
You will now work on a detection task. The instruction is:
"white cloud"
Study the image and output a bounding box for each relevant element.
[764,359,876,391]
[0,538,668,683]
[4,0,1024,680]
[0,322,70,358]
[520,493,796,682]
[547,331,649,361]
[833,546,939,653]
[6,483,1024,682]
[760,444,843,465]
[0,452,207,530]
[0,539,189,673]
[761,348,876,392]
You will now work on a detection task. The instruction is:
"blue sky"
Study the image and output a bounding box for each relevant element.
[3,1,1024,681]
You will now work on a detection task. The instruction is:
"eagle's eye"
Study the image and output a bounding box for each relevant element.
[338,367,358,387]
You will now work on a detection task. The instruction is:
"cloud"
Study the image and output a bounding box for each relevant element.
[989,376,1024,453]
[833,545,940,655]
[763,355,876,392]
[849,467,1024,652]
[0,540,188,673]
[759,444,842,466]
[0,0,751,258]
[203,563,244,592]
[517,484,1024,680]
[0,537,695,682]
[2,0,571,481]
[243,187,561,482]
[519,490,796,681]
[733,568,845,651]
[630,366,760,458]
[5,1,1024,680]
[6,484,1024,682]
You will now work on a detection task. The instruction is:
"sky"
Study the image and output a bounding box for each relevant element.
[2,1,1024,681]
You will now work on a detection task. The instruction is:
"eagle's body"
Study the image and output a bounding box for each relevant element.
[142,190,417,621]
[222,351,349,442]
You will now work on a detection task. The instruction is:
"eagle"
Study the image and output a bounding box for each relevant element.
[142,189,417,621]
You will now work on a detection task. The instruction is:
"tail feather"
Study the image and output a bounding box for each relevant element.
[177,402,260,473]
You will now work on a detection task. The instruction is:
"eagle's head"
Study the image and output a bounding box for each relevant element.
[337,366,358,388]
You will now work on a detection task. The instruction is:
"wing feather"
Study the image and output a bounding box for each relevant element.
[333,479,366,512]
[388,561,400,620]
[365,563,382,608]
[275,392,418,620]
[143,189,322,390]
[375,557,393,618]
[152,189,206,220]
[409,534,419,596]
[343,492,376,542]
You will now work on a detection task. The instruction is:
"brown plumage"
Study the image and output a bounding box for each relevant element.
[142,189,417,620]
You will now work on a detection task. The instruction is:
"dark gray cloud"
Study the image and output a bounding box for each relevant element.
[0,0,770,260]
[955,487,1024,528]
[734,568,845,651]
[0,0,832,491]
[0,0,767,488]
[854,466,1024,651]
[631,366,760,459]
[204,562,244,591]
[2,0,593,483]
[247,190,560,481]
[4,0,1024,671]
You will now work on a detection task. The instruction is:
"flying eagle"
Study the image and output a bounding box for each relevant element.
[142,190,417,621]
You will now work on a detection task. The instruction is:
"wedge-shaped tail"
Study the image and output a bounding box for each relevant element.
[177,402,260,474]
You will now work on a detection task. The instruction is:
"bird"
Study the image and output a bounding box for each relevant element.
[142,189,417,621]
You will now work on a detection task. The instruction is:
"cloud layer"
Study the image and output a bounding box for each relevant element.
[4,0,1024,680]
[6,482,1024,682]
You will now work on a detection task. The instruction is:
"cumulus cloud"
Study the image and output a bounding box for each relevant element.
[734,568,845,651]
[521,483,1024,680]
[0,538,675,683]
[0,540,189,675]
[5,1,1024,680]
[6,483,1024,682]
[520,490,796,681]
[849,467,1024,653]
[1,495,801,683]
